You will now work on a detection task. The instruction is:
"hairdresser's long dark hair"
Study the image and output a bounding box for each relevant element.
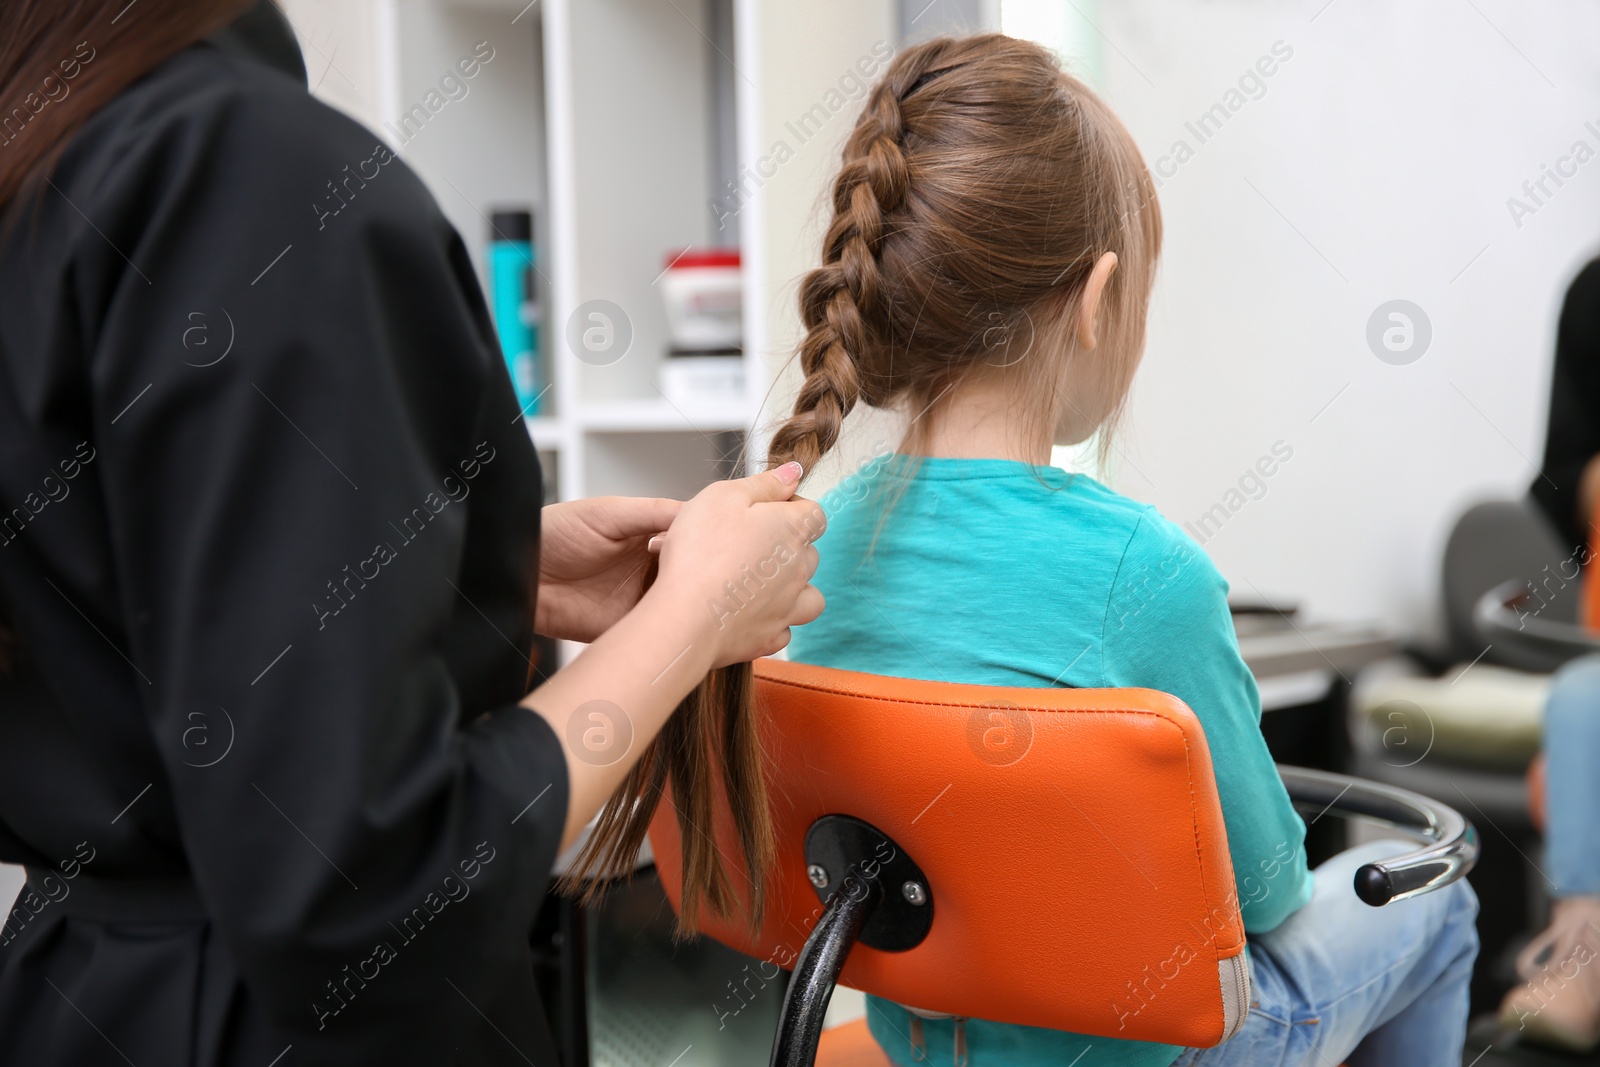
[0,0,251,666]
[0,0,251,217]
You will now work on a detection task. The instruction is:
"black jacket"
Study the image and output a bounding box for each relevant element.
[0,22,565,1067]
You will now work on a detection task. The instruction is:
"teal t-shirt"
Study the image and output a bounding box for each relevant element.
[787,455,1315,1067]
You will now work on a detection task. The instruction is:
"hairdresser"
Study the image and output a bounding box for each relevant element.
[0,1,823,1063]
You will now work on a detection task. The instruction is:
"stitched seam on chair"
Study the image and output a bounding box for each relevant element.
[764,675,1178,716]
[1173,722,1216,961]
[1168,720,1245,960]
[1179,720,1245,957]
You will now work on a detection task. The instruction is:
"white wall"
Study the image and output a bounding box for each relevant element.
[1084,0,1600,637]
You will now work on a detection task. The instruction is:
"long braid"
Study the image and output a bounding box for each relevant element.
[564,41,964,934]
[633,47,950,932]
[570,50,949,936]
[766,43,944,470]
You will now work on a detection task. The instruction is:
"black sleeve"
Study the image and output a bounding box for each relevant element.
[1532,258,1600,551]
[68,52,566,1062]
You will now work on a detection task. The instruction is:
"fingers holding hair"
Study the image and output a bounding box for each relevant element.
[733,461,803,504]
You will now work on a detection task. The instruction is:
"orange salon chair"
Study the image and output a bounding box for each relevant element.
[646,659,1480,1067]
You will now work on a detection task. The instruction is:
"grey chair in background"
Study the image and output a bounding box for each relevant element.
[1444,498,1579,670]
[1348,496,1577,1016]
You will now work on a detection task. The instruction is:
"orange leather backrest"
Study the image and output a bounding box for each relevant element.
[647,659,1248,1048]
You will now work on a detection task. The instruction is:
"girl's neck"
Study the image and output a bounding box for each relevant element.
[906,375,1053,465]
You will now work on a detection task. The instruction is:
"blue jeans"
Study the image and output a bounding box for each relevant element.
[1544,655,1600,896]
[1173,840,1479,1067]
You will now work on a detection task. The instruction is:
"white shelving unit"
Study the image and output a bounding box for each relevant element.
[346,0,757,506]
[282,0,911,504]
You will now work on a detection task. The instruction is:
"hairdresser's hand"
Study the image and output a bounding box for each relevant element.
[537,496,681,642]
[649,462,826,668]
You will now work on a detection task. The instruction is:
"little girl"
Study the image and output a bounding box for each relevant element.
[776,33,1479,1067]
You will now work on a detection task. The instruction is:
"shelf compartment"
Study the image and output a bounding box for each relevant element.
[579,397,751,435]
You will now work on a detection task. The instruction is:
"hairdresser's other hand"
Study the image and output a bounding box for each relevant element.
[537,496,681,643]
[650,462,826,668]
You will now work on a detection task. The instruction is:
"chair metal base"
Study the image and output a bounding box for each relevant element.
[772,873,878,1067]
[774,818,933,1067]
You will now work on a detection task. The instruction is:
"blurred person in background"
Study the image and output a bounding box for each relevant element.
[1503,258,1600,1051]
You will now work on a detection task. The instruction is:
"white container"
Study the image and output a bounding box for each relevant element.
[660,354,746,409]
[659,248,742,353]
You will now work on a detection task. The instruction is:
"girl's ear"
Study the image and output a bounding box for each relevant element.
[1076,252,1120,351]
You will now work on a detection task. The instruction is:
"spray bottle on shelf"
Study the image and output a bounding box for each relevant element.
[488,209,543,416]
